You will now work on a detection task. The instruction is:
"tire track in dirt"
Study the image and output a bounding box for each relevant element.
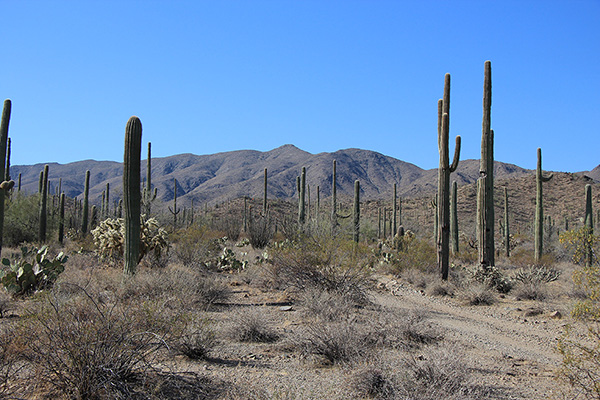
[374,278,562,366]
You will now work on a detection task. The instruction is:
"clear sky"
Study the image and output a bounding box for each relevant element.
[1,0,598,172]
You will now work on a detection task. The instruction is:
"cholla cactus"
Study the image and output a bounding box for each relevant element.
[92,215,168,262]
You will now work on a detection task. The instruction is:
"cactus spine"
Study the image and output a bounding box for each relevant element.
[39,164,49,242]
[585,184,593,268]
[504,186,510,257]
[477,60,495,268]
[123,116,142,276]
[81,170,90,234]
[0,100,11,256]
[451,181,459,255]
[298,167,306,224]
[437,74,461,280]
[353,180,360,243]
[534,148,553,263]
[58,192,65,244]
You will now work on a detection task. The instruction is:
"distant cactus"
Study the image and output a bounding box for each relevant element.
[104,183,110,219]
[534,148,553,263]
[81,170,91,234]
[584,184,593,268]
[331,160,337,233]
[168,178,181,229]
[298,167,306,224]
[353,180,360,243]
[39,165,49,242]
[504,187,510,257]
[477,60,495,268]
[437,73,461,280]
[142,142,157,215]
[58,192,65,244]
[263,168,268,215]
[17,173,21,192]
[123,116,142,276]
[90,205,98,229]
[392,183,397,236]
[38,170,43,194]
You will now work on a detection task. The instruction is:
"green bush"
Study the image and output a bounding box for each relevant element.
[3,194,42,246]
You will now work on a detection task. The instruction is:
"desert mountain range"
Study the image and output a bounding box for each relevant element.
[10,144,599,208]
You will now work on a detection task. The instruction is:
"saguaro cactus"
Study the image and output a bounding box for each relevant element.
[504,187,510,257]
[534,148,553,263]
[437,74,461,280]
[0,100,11,257]
[331,160,337,232]
[123,116,142,276]
[142,142,157,215]
[58,192,65,244]
[39,164,49,242]
[584,184,593,268]
[392,183,397,236]
[168,178,181,229]
[81,170,91,234]
[451,181,459,255]
[263,168,268,215]
[298,167,306,224]
[477,60,495,268]
[353,180,360,243]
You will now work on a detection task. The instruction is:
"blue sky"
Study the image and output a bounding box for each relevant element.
[1,0,598,172]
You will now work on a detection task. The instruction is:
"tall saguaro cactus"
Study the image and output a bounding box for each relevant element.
[353,180,360,243]
[142,142,157,215]
[331,160,337,233]
[584,184,593,268]
[298,167,306,224]
[39,164,49,242]
[58,192,65,244]
[534,148,553,263]
[504,187,510,257]
[0,100,11,257]
[169,178,181,229]
[81,170,91,234]
[263,168,268,215]
[477,60,495,268]
[123,116,142,276]
[437,74,461,280]
[392,183,397,236]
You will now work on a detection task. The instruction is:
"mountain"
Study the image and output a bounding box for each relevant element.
[8,145,558,206]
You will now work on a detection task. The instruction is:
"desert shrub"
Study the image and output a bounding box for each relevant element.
[513,282,548,301]
[21,292,175,399]
[247,215,274,249]
[560,227,599,267]
[298,321,371,365]
[173,317,217,360]
[299,286,356,322]
[400,268,435,290]
[227,309,279,343]
[352,368,396,399]
[211,214,241,241]
[464,264,512,293]
[398,346,487,399]
[366,310,441,350]
[386,235,437,275]
[266,234,373,306]
[91,215,168,264]
[0,325,24,398]
[428,280,454,297]
[462,283,496,306]
[3,194,42,246]
[510,247,556,268]
[170,225,222,269]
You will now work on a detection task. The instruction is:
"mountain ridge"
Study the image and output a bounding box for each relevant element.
[10,145,598,206]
